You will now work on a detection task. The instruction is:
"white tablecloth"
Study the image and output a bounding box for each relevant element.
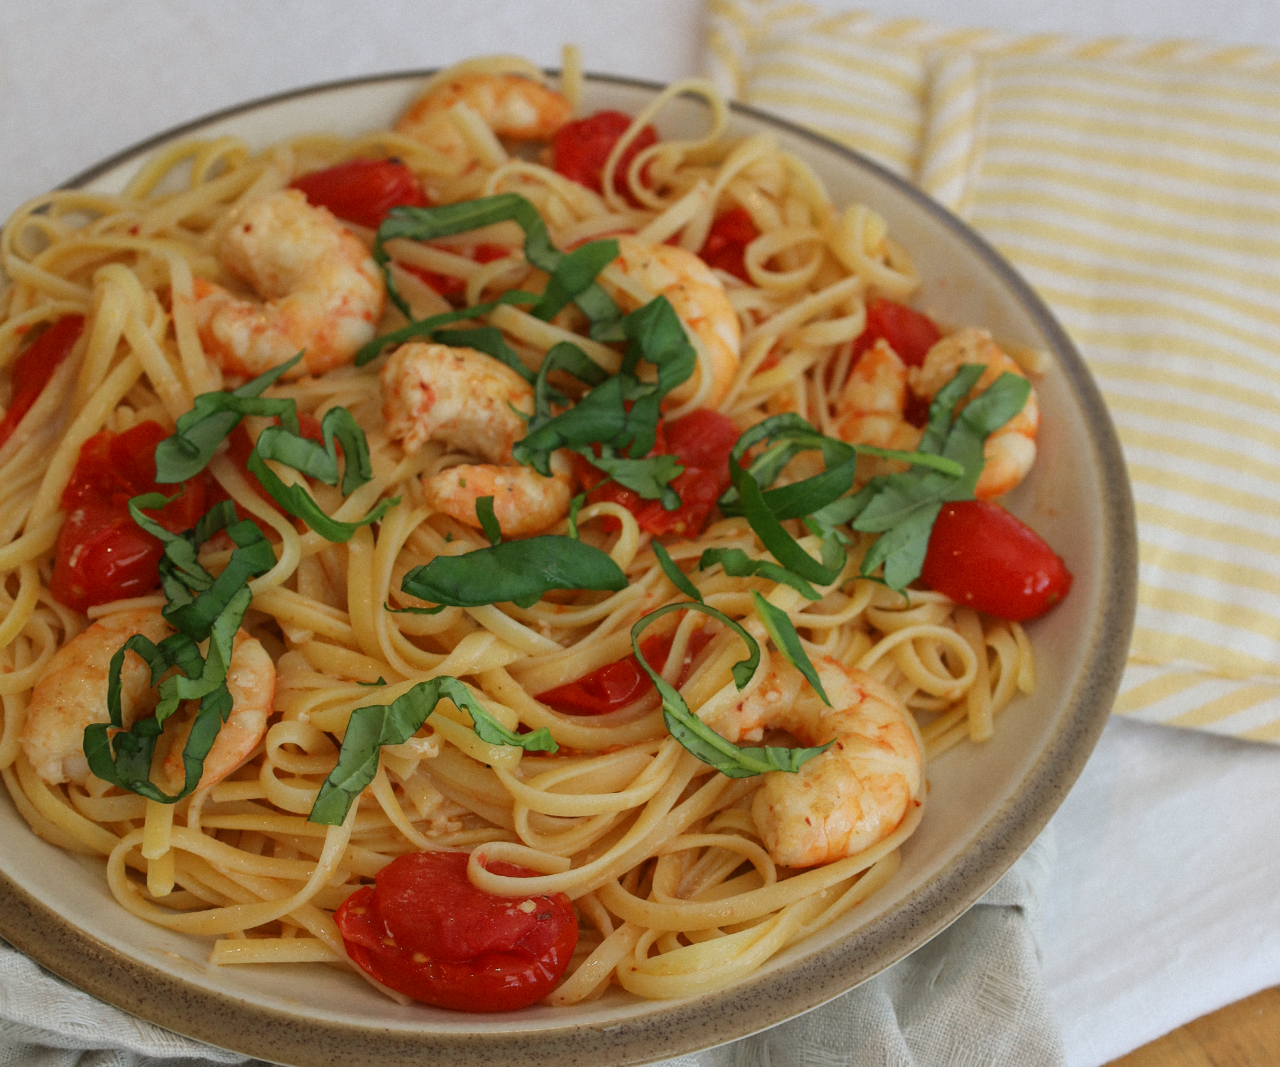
[2,3,1279,1065]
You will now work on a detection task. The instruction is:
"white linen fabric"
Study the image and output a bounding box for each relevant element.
[0,835,1060,1067]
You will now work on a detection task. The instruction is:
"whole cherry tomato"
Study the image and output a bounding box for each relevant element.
[920,500,1073,621]
[537,627,713,715]
[698,207,759,283]
[577,409,739,538]
[335,850,578,1012]
[551,110,658,201]
[290,157,427,229]
[852,298,941,367]
[51,420,212,612]
[0,315,85,450]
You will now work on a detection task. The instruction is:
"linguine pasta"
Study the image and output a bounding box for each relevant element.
[0,55,1037,1007]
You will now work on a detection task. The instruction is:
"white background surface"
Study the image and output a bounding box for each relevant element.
[3,3,1279,1065]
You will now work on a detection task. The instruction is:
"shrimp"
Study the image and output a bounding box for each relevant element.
[396,73,572,167]
[711,656,924,869]
[910,327,1039,500]
[381,342,574,538]
[192,189,385,379]
[20,609,275,792]
[835,327,1038,499]
[600,235,742,411]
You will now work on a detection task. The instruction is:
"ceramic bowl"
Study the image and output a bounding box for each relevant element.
[0,72,1136,1067]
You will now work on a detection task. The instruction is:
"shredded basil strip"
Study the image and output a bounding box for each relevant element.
[384,601,446,616]
[631,604,831,777]
[308,676,557,825]
[354,290,540,367]
[751,591,831,706]
[358,678,388,687]
[730,455,844,587]
[253,406,374,496]
[651,542,703,603]
[853,369,1031,590]
[371,195,622,336]
[476,495,502,546]
[512,295,696,494]
[430,326,537,388]
[153,353,303,483]
[698,547,820,601]
[245,450,399,543]
[83,504,275,803]
[401,535,628,609]
[566,492,586,539]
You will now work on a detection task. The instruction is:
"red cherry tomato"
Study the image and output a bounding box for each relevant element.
[401,243,512,302]
[852,298,941,367]
[51,420,212,612]
[921,500,1073,621]
[537,628,713,715]
[335,851,578,1012]
[552,110,658,202]
[578,409,739,538]
[698,208,759,283]
[0,315,85,450]
[290,157,427,229]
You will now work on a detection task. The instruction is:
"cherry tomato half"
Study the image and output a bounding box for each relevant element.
[537,627,714,715]
[0,315,85,450]
[698,207,759,283]
[852,298,941,367]
[290,157,427,229]
[51,420,212,612]
[335,851,578,1012]
[577,409,739,538]
[552,110,658,202]
[920,500,1073,621]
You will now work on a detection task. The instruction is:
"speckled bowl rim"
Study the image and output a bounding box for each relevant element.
[0,70,1136,1067]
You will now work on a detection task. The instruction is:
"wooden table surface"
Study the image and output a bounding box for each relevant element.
[1106,986,1280,1067]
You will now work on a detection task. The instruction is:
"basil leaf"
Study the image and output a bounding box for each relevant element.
[384,601,446,616]
[476,495,502,546]
[401,535,628,609]
[698,547,820,601]
[354,290,540,367]
[358,678,388,686]
[566,492,586,539]
[308,676,556,825]
[533,239,619,321]
[373,195,621,333]
[430,326,535,386]
[730,456,843,586]
[153,350,304,484]
[581,447,683,506]
[751,591,831,705]
[652,542,703,603]
[631,604,830,777]
[245,450,398,543]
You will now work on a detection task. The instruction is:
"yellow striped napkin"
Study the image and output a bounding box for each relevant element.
[707,0,1280,742]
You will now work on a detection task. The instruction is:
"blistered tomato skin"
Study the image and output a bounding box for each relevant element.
[921,500,1073,621]
[50,421,212,612]
[551,110,658,201]
[334,851,578,1012]
[290,157,427,229]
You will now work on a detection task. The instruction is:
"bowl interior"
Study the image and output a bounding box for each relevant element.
[0,74,1134,1067]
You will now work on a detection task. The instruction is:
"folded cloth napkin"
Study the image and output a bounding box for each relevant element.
[707,0,1280,742]
[0,830,1060,1067]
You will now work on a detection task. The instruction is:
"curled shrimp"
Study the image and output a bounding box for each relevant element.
[381,342,574,538]
[711,656,924,869]
[192,189,385,379]
[396,73,572,167]
[600,235,741,411]
[835,327,1039,498]
[20,608,276,792]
